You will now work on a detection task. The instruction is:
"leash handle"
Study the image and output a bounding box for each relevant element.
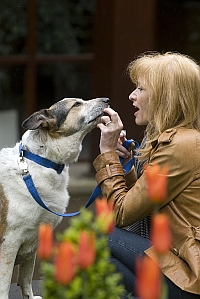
[119,139,139,164]
[22,139,139,217]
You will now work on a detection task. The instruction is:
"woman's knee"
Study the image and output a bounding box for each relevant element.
[108,227,150,257]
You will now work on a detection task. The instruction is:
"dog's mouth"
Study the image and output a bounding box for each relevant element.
[88,112,104,124]
[88,109,110,124]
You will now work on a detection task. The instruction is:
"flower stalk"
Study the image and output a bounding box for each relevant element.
[136,163,171,299]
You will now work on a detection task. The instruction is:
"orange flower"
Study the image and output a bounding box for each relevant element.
[37,223,53,260]
[54,241,76,285]
[136,256,161,299]
[76,231,96,269]
[151,213,171,254]
[145,164,168,203]
[95,198,114,233]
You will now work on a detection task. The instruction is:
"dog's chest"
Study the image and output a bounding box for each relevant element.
[0,143,71,259]
[0,147,69,255]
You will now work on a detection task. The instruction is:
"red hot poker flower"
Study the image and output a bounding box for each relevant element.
[76,230,96,269]
[151,213,171,254]
[136,256,161,299]
[145,164,168,203]
[37,223,53,260]
[95,198,114,233]
[96,197,113,216]
[54,241,76,285]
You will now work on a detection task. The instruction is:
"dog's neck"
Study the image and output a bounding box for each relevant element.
[21,129,83,165]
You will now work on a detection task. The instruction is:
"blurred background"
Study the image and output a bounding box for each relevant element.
[1,0,200,163]
[1,0,200,289]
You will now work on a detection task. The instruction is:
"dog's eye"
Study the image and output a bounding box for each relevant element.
[73,102,82,108]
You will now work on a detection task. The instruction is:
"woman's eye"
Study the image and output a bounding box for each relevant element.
[137,87,143,91]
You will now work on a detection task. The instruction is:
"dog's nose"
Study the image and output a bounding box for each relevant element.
[102,98,110,104]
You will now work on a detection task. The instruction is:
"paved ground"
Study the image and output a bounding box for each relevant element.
[9,281,42,299]
[10,162,97,298]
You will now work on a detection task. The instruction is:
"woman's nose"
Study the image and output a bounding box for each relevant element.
[129,90,136,101]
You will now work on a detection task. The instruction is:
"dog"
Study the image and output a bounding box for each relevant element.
[0,97,109,299]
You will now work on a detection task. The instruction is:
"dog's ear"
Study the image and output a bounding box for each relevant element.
[22,109,55,130]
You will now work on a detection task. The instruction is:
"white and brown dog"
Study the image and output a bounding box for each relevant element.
[0,97,109,299]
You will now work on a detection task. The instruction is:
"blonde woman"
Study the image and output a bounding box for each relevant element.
[93,52,200,298]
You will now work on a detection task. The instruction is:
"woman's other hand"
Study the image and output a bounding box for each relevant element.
[116,130,131,161]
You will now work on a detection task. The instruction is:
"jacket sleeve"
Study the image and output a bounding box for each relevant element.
[93,130,196,227]
[93,151,154,227]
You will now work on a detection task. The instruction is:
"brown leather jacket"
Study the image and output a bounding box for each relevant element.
[93,128,200,294]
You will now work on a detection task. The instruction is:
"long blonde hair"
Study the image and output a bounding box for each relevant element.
[128,52,200,159]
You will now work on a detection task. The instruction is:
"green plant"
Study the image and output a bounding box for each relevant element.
[38,200,125,299]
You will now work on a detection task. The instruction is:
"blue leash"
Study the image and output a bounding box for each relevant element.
[19,140,139,217]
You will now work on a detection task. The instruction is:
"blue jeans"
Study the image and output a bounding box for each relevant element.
[108,227,200,299]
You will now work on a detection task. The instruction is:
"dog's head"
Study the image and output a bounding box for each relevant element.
[22,97,110,138]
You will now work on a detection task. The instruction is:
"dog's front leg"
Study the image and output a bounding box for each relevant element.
[18,252,42,299]
[0,242,18,299]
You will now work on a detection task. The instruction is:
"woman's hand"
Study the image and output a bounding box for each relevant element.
[97,108,130,159]
[116,131,131,161]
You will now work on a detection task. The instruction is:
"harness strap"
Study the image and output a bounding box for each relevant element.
[21,139,139,217]
[19,143,65,174]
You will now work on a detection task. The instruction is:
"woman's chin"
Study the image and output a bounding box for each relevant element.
[135,118,142,126]
[135,119,148,126]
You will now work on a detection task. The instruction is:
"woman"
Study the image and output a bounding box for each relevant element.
[93,52,200,299]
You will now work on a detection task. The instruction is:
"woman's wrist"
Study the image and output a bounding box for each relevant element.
[100,147,116,154]
[93,151,120,171]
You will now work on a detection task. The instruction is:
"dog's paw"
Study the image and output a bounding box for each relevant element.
[33,297,42,299]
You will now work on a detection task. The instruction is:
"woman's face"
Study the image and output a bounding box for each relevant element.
[129,78,150,126]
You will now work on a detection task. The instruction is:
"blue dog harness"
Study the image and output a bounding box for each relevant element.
[18,140,139,217]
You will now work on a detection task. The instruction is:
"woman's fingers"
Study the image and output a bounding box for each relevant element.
[97,107,124,154]
[116,143,131,158]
